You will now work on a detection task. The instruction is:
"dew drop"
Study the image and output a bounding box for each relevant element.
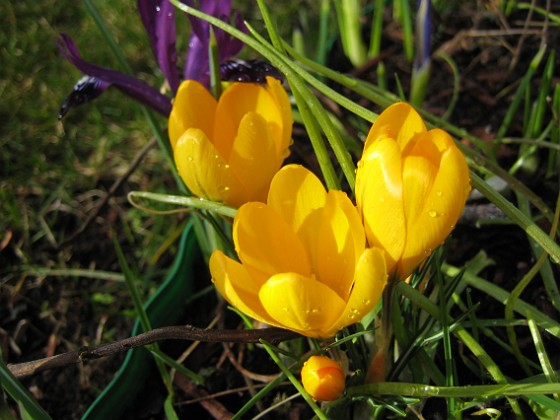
[282,307,289,312]
[224,164,230,169]
[436,190,443,197]
[424,248,432,256]
[311,308,321,314]
[361,299,371,306]
[428,209,439,218]
[187,156,194,162]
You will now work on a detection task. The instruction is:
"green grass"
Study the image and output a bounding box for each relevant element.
[2,0,560,418]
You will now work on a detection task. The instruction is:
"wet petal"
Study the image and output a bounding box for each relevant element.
[364,102,426,151]
[214,83,283,159]
[210,250,278,326]
[259,272,346,338]
[399,130,470,278]
[265,77,293,155]
[174,128,244,204]
[168,80,217,149]
[333,247,387,333]
[267,165,327,235]
[356,138,405,273]
[233,202,312,276]
[229,112,279,203]
[314,190,365,300]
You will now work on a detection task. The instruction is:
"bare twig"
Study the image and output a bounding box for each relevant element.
[8,325,299,379]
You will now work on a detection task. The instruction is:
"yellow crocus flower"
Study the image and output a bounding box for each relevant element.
[210,165,388,338]
[169,76,292,207]
[301,355,345,401]
[355,102,471,280]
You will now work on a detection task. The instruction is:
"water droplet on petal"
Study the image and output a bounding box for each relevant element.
[428,209,439,218]
[361,299,371,306]
[282,307,289,312]
[436,190,443,197]
[424,248,432,256]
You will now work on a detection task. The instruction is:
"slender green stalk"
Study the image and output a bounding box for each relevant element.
[398,0,414,62]
[128,191,237,218]
[444,263,560,340]
[334,0,367,66]
[315,0,330,66]
[527,317,559,401]
[496,43,547,140]
[470,172,560,262]
[348,381,560,398]
[208,28,222,99]
[368,0,384,57]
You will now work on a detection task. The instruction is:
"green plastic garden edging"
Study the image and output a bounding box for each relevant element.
[82,221,200,419]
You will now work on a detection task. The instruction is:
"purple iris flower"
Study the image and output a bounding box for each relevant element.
[58,0,245,119]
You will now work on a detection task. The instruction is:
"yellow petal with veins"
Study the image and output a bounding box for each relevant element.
[267,164,327,237]
[259,272,346,338]
[356,137,405,274]
[173,128,244,204]
[314,190,365,301]
[210,250,278,326]
[229,112,279,204]
[333,247,387,333]
[233,202,312,278]
[364,102,426,151]
[213,82,283,160]
[168,80,216,149]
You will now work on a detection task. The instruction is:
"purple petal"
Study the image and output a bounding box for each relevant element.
[58,75,110,119]
[57,33,172,116]
[415,0,432,70]
[138,0,180,93]
[182,5,246,85]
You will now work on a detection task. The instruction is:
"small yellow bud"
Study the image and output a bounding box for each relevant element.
[301,356,345,401]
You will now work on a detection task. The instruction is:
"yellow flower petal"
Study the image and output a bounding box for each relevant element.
[314,190,365,301]
[355,138,405,273]
[267,164,327,237]
[233,202,312,277]
[229,112,280,203]
[333,247,387,333]
[398,130,470,278]
[364,102,426,152]
[213,82,283,160]
[168,80,217,149]
[259,272,346,337]
[265,76,293,156]
[173,128,245,205]
[210,250,279,327]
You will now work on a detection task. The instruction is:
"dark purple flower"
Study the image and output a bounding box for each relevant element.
[58,76,109,119]
[58,0,246,118]
[57,33,172,117]
[138,0,180,93]
[183,0,245,84]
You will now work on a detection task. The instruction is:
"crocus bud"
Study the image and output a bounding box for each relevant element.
[301,356,345,401]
